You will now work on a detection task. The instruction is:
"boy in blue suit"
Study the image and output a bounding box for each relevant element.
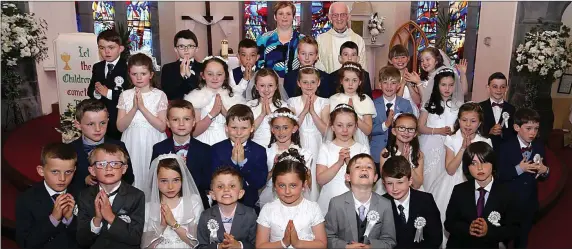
[498,108,549,248]
[370,66,413,167]
[284,36,333,98]
[210,104,267,213]
[151,99,212,209]
[70,99,134,193]
[232,39,259,96]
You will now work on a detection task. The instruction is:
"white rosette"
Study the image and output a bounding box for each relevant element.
[114,76,124,90]
[207,219,219,244]
[533,154,543,164]
[413,217,426,242]
[487,211,501,227]
[501,112,510,128]
[73,204,78,216]
[118,215,131,223]
[363,210,380,239]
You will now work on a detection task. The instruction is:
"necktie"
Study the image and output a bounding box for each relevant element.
[83,144,97,155]
[106,63,114,79]
[492,102,504,108]
[174,143,190,153]
[386,103,393,118]
[51,193,61,200]
[358,205,366,221]
[476,187,487,217]
[398,204,406,224]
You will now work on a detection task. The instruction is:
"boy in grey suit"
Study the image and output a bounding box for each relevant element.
[325,153,397,249]
[197,166,257,249]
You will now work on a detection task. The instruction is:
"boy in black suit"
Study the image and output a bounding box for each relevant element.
[498,108,549,248]
[70,99,134,192]
[284,36,333,98]
[330,41,372,98]
[210,104,267,212]
[152,99,212,209]
[77,143,144,249]
[161,29,202,100]
[479,72,516,149]
[382,156,442,249]
[16,143,78,249]
[87,29,129,140]
[197,166,257,249]
[232,39,259,96]
[446,141,520,248]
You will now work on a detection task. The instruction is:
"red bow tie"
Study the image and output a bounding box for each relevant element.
[492,102,504,108]
[521,147,532,153]
[174,143,189,152]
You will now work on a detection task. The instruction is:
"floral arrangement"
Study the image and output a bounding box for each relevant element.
[55,103,82,143]
[1,2,48,66]
[515,25,572,81]
[367,12,385,38]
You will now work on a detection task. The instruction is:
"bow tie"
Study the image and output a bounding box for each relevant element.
[106,188,120,198]
[174,143,190,152]
[492,102,504,108]
[521,147,532,153]
[83,144,97,154]
[221,217,233,223]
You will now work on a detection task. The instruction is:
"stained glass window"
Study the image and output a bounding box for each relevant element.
[311,1,332,37]
[244,1,268,40]
[92,1,115,35]
[292,1,302,32]
[416,1,438,47]
[126,1,152,55]
[447,1,468,62]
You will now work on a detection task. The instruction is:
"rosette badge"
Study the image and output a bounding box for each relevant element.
[114,76,124,90]
[488,211,501,227]
[207,219,220,243]
[363,210,380,239]
[413,217,426,242]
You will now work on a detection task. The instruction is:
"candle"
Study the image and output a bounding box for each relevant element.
[221,39,229,59]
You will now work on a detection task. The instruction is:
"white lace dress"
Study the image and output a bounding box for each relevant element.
[118,88,168,190]
[259,144,314,208]
[247,99,289,148]
[288,96,329,201]
[316,140,369,214]
[329,93,376,151]
[184,87,245,146]
[419,100,462,191]
[145,200,200,249]
[257,198,324,248]
[374,149,425,195]
[429,131,492,247]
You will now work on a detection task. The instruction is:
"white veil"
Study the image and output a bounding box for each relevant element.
[420,49,464,109]
[142,154,204,248]
[244,70,289,101]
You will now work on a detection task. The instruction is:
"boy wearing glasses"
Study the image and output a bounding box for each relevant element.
[16,142,79,249]
[370,66,413,168]
[161,29,202,100]
[77,143,144,249]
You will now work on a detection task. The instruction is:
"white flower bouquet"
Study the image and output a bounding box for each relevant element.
[1,3,48,67]
[367,12,385,37]
[515,25,572,81]
[55,103,82,143]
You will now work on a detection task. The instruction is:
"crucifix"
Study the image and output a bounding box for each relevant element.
[181,1,234,55]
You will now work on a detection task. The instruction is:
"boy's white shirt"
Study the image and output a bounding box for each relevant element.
[90,182,122,234]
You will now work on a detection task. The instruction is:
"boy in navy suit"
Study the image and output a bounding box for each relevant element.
[77,143,145,249]
[210,104,267,213]
[331,41,372,98]
[70,99,134,192]
[88,29,129,140]
[370,66,413,167]
[197,166,257,249]
[151,99,212,209]
[498,108,548,248]
[232,39,259,96]
[447,141,520,248]
[161,29,202,100]
[16,143,78,249]
[479,72,516,149]
[284,36,333,98]
[382,156,442,249]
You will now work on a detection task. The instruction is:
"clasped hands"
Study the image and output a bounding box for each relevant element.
[93,190,115,225]
[469,217,488,237]
[51,193,75,222]
[94,82,109,97]
[282,220,303,248]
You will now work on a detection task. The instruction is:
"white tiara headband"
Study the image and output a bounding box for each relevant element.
[277,155,302,163]
[437,67,455,74]
[333,103,355,111]
[202,55,228,64]
[342,64,361,71]
[299,65,317,70]
[131,50,161,71]
[268,112,299,122]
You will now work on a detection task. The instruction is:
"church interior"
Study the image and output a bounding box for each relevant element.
[2,1,572,248]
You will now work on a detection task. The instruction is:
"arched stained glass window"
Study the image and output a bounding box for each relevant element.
[311,1,332,37]
[447,1,468,61]
[416,1,439,46]
[292,1,302,32]
[243,1,268,40]
[126,1,152,55]
[92,1,115,35]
